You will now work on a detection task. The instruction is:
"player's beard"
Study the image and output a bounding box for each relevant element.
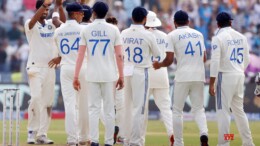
[41,14,47,20]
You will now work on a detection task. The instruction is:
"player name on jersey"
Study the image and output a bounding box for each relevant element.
[91,30,107,37]
[123,37,144,45]
[179,32,200,40]
[227,39,243,46]
[156,38,166,45]
[57,31,80,36]
[40,32,54,38]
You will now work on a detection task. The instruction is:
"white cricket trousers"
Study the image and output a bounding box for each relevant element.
[27,67,55,137]
[173,81,208,146]
[216,72,255,146]
[99,89,126,138]
[88,81,115,145]
[146,88,173,136]
[60,65,88,143]
[124,68,149,146]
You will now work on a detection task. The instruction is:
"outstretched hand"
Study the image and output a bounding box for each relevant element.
[48,57,61,68]
[44,0,53,5]
[73,79,81,91]
[116,77,124,90]
[153,61,161,70]
[55,0,64,6]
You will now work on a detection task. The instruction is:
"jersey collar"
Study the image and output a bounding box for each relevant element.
[66,20,78,24]
[216,27,232,35]
[93,19,106,23]
[130,24,145,30]
[177,26,189,29]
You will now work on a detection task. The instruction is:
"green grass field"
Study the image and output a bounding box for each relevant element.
[0,120,259,146]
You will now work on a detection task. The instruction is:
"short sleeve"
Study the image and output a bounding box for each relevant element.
[114,27,122,46]
[79,29,87,46]
[166,34,174,53]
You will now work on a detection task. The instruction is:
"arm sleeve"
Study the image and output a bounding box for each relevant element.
[79,29,87,46]
[243,38,250,70]
[53,32,60,57]
[114,28,122,46]
[24,19,32,36]
[166,34,174,53]
[210,37,221,77]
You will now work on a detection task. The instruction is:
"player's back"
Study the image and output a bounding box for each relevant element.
[24,19,56,67]
[54,20,84,65]
[150,29,168,62]
[80,19,121,82]
[121,25,160,68]
[168,26,205,82]
[212,27,249,73]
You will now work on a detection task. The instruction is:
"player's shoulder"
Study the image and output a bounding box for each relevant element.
[154,29,167,37]
[189,28,203,36]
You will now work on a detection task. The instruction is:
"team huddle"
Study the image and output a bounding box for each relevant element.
[24,0,258,146]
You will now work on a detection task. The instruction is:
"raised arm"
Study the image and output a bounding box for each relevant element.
[52,0,65,28]
[28,0,53,29]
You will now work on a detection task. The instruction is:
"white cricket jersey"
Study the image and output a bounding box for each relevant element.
[24,19,56,67]
[148,28,169,88]
[54,20,86,66]
[167,26,206,82]
[80,19,122,82]
[121,25,160,68]
[210,27,250,77]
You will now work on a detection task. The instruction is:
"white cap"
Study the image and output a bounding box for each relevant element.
[145,11,161,27]
[114,1,123,6]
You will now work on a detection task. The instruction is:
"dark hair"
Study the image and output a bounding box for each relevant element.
[175,20,189,26]
[36,0,51,10]
[217,21,231,28]
[92,2,108,19]
[132,7,147,23]
[82,5,92,22]
[36,0,44,9]
[106,17,118,25]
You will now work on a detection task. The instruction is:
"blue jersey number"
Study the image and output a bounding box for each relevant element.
[151,56,161,62]
[60,38,80,54]
[89,39,110,56]
[125,47,143,63]
[230,48,244,64]
[185,41,202,56]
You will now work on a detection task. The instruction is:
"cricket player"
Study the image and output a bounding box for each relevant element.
[24,0,65,144]
[81,4,92,24]
[73,2,124,146]
[255,73,260,97]
[153,10,209,146]
[209,11,255,146]
[105,16,126,144]
[52,2,87,145]
[144,11,174,146]
[121,7,160,146]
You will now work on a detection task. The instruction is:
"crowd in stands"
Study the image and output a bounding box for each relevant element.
[0,0,260,83]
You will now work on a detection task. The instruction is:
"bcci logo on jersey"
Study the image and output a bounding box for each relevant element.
[48,25,52,30]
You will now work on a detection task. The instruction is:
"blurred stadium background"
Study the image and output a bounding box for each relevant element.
[0,0,260,145]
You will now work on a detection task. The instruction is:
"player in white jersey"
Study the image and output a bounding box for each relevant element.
[153,10,209,146]
[209,12,255,146]
[52,3,87,145]
[121,7,160,146]
[73,2,124,146]
[24,0,65,144]
[143,11,174,146]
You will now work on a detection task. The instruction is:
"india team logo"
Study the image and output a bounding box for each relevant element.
[48,25,52,30]
[213,45,218,50]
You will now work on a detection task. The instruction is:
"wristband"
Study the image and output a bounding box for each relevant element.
[52,12,60,18]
